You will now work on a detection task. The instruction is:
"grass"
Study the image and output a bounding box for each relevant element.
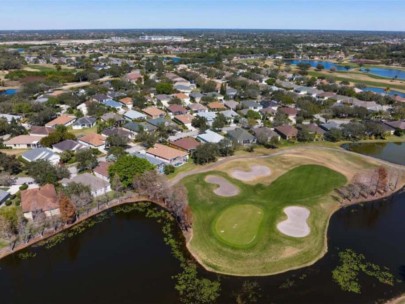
[68,125,97,137]
[214,204,264,248]
[183,163,347,276]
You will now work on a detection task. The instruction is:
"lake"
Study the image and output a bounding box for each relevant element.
[285,59,350,71]
[0,89,17,96]
[363,87,405,98]
[343,142,405,166]
[1,192,405,303]
[361,67,405,80]
[286,59,405,80]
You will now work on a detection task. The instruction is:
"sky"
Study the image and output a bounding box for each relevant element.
[0,0,404,31]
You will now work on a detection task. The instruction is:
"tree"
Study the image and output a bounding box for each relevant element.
[164,165,175,175]
[76,149,98,172]
[40,125,76,147]
[27,160,70,185]
[59,194,76,224]
[342,122,366,141]
[62,181,92,207]
[212,113,227,131]
[218,139,235,157]
[192,116,208,132]
[109,155,155,188]
[0,152,22,174]
[156,82,173,94]
[325,128,343,142]
[297,127,315,142]
[273,111,289,127]
[192,143,219,165]
[316,63,324,71]
[106,134,128,148]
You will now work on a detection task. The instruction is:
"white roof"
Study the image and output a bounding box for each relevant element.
[197,130,224,143]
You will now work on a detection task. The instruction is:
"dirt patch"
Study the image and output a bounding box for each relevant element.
[230,165,271,182]
[277,206,311,238]
[205,175,240,197]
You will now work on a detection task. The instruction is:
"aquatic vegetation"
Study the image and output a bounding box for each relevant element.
[332,249,394,293]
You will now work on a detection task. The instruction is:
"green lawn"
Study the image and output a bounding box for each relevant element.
[214,204,264,248]
[183,164,347,276]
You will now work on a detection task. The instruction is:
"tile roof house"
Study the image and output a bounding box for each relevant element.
[29,126,54,137]
[275,125,298,140]
[21,184,60,220]
[197,130,224,143]
[167,104,188,115]
[227,128,256,146]
[4,135,42,149]
[53,139,86,153]
[146,143,188,166]
[173,114,194,129]
[62,173,111,197]
[188,103,208,113]
[142,106,166,119]
[224,100,239,110]
[125,72,143,84]
[169,137,201,153]
[93,161,111,181]
[72,117,96,130]
[22,148,60,165]
[45,115,76,128]
[78,133,106,149]
[119,97,133,109]
[172,93,190,105]
[207,101,226,111]
[383,120,405,131]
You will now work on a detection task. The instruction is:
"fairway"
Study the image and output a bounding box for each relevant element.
[214,204,264,248]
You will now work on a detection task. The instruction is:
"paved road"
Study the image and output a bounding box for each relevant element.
[169,145,405,186]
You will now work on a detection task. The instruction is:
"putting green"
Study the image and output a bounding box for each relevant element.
[214,204,264,248]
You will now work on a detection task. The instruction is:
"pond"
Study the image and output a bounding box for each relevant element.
[343,142,405,166]
[1,191,405,303]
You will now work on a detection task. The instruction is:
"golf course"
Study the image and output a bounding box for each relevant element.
[181,147,405,276]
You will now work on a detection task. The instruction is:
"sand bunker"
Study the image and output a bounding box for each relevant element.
[205,175,240,197]
[230,165,271,181]
[277,206,310,238]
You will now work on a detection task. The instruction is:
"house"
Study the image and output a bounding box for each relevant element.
[207,102,226,111]
[156,94,171,107]
[279,107,298,123]
[123,121,157,134]
[21,184,60,220]
[4,135,42,149]
[173,114,194,129]
[92,94,109,103]
[167,104,188,116]
[132,152,166,174]
[29,126,54,137]
[100,112,124,124]
[227,128,256,145]
[188,103,207,113]
[304,123,326,140]
[174,83,193,94]
[124,110,147,121]
[53,140,86,153]
[197,130,224,143]
[224,100,239,110]
[196,112,217,125]
[205,92,224,101]
[78,133,106,150]
[226,87,238,99]
[22,148,60,165]
[146,143,188,167]
[93,161,111,181]
[0,114,21,123]
[169,137,201,153]
[72,117,96,130]
[45,115,76,128]
[125,71,143,84]
[142,106,166,119]
[0,190,10,206]
[62,173,111,197]
[119,97,133,109]
[241,100,263,112]
[260,100,279,110]
[222,110,239,123]
[190,92,203,103]
[147,117,172,128]
[253,127,280,143]
[275,125,298,140]
[102,127,134,140]
[103,99,123,111]
[383,120,405,131]
[172,93,190,105]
